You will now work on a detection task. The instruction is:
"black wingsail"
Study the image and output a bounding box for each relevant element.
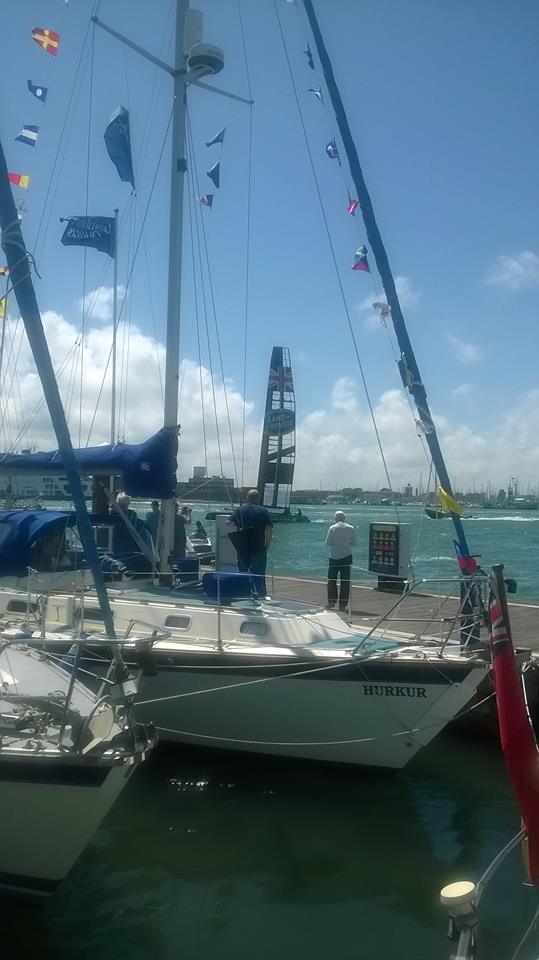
[257,346,296,511]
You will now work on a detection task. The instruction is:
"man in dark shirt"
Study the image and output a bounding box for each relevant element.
[145,500,160,546]
[173,501,188,559]
[230,489,273,598]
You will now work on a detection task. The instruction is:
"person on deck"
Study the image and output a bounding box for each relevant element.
[112,492,141,554]
[173,502,188,560]
[230,489,272,598]
[145,501,160,546]
[325,511,357,611]
[194,520,208,539]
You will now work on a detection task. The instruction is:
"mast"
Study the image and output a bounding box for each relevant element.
[302,0,470,555]
[0,138,116,641]
[257,346,296,510]
[157,0,189,575]
[111,206,119,444]
[0,276,7,388]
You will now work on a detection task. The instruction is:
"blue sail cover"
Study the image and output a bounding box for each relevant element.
[0,510,77,575]
[0,428,178,499]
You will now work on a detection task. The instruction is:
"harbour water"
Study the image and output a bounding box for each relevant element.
[3,736,532,959]
[5,500,536,958]
[192,501,539,601]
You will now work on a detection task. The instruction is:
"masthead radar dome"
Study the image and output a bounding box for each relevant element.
[187,43,224,78]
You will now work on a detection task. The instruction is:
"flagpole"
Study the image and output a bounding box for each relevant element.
[108,208,119,553]
[0,278,7,388]
[303,0,479,645]
[111,207,119,444]
[158,0,189,578]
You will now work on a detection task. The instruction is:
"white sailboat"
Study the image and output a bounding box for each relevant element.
[0,135,157,897]
[0,1,496,770]
[0,633,156,897]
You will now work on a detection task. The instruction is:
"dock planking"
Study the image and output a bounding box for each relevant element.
[269,573,539,651]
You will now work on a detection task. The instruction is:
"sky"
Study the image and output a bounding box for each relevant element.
[1,0,539,493]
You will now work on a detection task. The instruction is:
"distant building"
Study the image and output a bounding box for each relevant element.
[177,469,239,502]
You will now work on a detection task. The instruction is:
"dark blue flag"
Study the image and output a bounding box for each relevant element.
[304,44,314,69]
[104,105,135,190]
[205,127,226,148]
[28,79,48,103]
[60,216,116,257]
[207,161,220,189]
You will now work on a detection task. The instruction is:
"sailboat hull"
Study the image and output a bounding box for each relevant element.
[0,588,489,770]
[0,762,134,898]
[132,652,487,769]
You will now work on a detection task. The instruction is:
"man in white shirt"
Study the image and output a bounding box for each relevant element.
[325,511,357,611]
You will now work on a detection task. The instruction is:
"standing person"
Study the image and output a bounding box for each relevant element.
[230,489,272,597]
[145,500,160,546]
[194,520,208,539]
[173,502,188,559]
[112,492,140,553]
[325,510,357,611]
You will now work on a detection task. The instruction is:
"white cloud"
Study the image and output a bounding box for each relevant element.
[294,379,539,491]
[452,383,474,398]
[331,377,358,413]
[447,334,483,365]
[484,251,539,290]
[0,310,258,485]
[3,306,539,493]
[358,275,421,330]
[76,285,127,323]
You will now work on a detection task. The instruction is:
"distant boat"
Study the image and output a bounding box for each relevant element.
[425,507,474,520]
[425,507,449,520]
[257,346,309,524]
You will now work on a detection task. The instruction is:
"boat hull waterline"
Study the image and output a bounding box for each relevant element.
[132,651,487,769]
[0,762,135,898]
[0,589,489,770]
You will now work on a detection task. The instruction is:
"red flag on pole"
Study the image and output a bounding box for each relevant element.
[31,28,61,55]
[489,569,539,885]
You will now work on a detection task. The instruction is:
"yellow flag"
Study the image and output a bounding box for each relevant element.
[437,485,463,516]
[0,298,6,319]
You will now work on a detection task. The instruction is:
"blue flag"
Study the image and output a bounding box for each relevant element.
[27,80,48,103]
[15,125,39,147]
[104,106,135,190]
[205,127,226,148]
[207,161,220,189]
[61,216,116,257]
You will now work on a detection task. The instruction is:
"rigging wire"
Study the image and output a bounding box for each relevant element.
[237,0,254,491]
[185,117,225,480]
[186,167,209,478]
[85,106,174,446]
[186,107,239,490]
[33,0,102,267]
[1,337,82,456]
[142,233,164,404]
[271,0,400,520]
[79,19,96,448]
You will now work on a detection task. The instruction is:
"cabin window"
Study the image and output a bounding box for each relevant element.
[164,615,191,630]
[7,600,38,614]
[239,620,268,638]
[81,609,110,622]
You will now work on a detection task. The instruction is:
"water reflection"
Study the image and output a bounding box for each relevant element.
[2,731,535,959]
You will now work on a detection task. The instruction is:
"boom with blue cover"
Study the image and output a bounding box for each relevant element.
[0,428,178,499]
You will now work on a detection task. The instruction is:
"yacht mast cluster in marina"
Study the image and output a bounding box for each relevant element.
[0,6,536,951]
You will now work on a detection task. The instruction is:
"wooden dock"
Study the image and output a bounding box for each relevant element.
[269,573,539,651]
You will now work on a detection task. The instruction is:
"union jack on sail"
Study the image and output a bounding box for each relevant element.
[269,365,293,393]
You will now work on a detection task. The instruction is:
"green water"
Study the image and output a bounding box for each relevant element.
[4,736,535,960]
[190,502,539,601]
